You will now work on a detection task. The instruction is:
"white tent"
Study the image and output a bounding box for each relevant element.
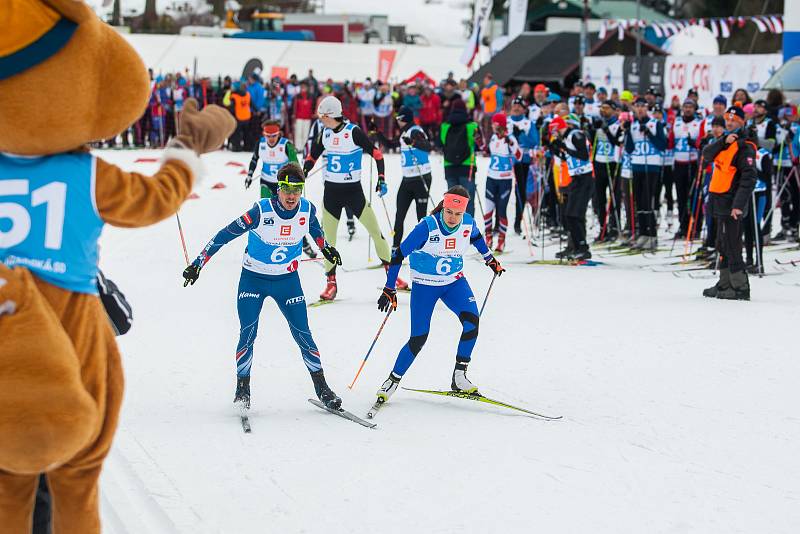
[121,33,467,82]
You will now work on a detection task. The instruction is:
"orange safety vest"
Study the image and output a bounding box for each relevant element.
[231,92,252,121]
[709,140,756,194]
[553,158,572,188]
[481,86,498,114]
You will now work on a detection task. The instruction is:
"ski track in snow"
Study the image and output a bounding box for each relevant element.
[95,149,800,533]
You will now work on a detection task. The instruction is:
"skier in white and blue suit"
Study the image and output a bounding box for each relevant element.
[182,163,343,411]
[373,185,506,404]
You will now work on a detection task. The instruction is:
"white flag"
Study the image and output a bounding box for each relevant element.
[507,0,529,41]
[460,0,494,67]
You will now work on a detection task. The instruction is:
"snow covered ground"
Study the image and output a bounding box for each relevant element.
[95,149,800,533]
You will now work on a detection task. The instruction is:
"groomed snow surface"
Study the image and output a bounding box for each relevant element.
[96,149,800,533]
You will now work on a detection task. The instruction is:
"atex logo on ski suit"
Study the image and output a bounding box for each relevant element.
[238,292,260,299]
[285,296,305,305]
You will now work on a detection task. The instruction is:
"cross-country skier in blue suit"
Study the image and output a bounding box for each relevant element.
[374,185,505,404]
[182,163,344,411]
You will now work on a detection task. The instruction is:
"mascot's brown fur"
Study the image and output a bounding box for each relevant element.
[0,1,235,532]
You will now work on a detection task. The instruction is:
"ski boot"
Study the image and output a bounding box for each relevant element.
[383,263,409,291]
[484,230,493,250]
[234,376,251,410]
[451,361,479,395]
[703,268,730,298]
[320,273,337,301]
[310,370,342,410]
[569,246,592,261]
[772,228,790,242]
[347,219,356,241]
[494,234,506,254]
[646,236,658,252]
[554,246,574,259]
[666,212,674,230]
[302,236,317,259]
[513,222,523,236]
[630,234,649,250]
[376,373,401,404]
[717,270,750,301]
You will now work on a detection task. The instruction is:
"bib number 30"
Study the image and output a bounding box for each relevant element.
[0,180,67,249]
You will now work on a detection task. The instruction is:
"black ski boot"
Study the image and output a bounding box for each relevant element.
[346,219,356,241]
[234,376,251,410]
[569,246,592,261]
[311,370,342,410]
[703,268,730,298]
[717,270,750,301]
[555,247,574,259]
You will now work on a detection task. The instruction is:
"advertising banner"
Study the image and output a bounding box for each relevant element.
[377,49,397,82]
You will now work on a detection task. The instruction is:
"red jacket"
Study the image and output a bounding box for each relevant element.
[294,92,314,120]
[419,93,442,125]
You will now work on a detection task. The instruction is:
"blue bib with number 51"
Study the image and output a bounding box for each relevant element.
[0,152,103,294]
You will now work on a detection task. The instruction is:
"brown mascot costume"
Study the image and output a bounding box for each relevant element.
[0,1,235,532]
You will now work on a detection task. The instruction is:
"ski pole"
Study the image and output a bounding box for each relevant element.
[760,165,797,235]
[752,191,763,276]
[348,309,393,389]
[410,152,435,209]
[176,213,189,265]
[368,158,373,262]
[479,272,499,317]
[379,195,395,236]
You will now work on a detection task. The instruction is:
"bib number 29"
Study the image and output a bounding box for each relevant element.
[0,180,66,249]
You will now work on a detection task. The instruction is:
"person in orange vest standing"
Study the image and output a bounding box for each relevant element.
[480,74,503,148]
[701,106,758,300]
[229,82,253,152]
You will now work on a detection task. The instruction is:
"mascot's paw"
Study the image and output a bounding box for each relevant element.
[0,265,98,474]
[174,98,236,155]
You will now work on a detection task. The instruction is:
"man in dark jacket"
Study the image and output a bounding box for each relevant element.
[441,98,483,216]
[702,106,758,300]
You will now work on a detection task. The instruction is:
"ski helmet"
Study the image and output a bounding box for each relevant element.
[395,106,414,124]
[317,95,343,118]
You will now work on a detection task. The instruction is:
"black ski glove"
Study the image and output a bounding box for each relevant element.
[245,173,253,189]
[320,243,342,266]
[485,256,505,276]
[378,287,397,312]
[183,263,201,286]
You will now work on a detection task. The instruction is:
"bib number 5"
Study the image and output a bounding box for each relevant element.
[0,180,66,249]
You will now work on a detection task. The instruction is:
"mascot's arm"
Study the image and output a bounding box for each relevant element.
[94,147,202,228]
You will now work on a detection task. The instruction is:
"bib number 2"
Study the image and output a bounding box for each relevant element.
[0,180,66,249]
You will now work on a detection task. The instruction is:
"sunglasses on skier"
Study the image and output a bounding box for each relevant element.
[278,180,304,194]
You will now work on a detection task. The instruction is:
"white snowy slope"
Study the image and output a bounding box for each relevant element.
[95,149,800,533]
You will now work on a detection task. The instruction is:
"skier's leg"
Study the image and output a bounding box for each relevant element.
[393,180,414,249]
[414,174,433,221]
[351,189,392,263]
[484,177,497,237]
[322,187,344,272]
[495,179,512,241]
[390,284,440,377]
[273,273,323,373]
[440,277,480,362]
[441,277,480,392]
[235,269,268,379]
